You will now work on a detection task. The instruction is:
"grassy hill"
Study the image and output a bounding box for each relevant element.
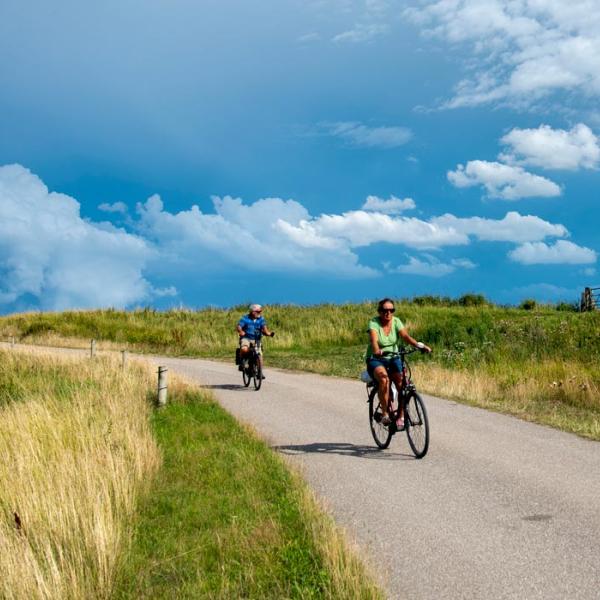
[1,299,599,439]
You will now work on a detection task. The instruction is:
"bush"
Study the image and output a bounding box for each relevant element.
[458,293,488,307]
[520,299,537,310]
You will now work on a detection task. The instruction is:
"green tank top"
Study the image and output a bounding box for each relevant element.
[366,316,405,358]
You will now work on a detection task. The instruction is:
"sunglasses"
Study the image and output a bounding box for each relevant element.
[379,307,395,314]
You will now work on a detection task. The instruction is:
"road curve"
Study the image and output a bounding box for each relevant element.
[154,356,600,600]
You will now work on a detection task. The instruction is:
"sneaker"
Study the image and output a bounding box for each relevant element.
[381,414,391,426]
[260,373,266,379]
[396,417,405,430]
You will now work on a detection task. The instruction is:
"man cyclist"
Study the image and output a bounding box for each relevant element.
[366,298,431,426]
[237,304,274,378]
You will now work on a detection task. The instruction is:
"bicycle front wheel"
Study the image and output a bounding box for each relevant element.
[405,392,429,458]
[253,361,262,390]
[368,386,393,449]
[242,364,251,387]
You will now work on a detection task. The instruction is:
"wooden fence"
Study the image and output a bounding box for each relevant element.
[580,287,600,311]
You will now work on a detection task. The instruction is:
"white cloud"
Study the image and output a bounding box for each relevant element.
[509,240,597,265]
[405,1,600,108]
[281,210,469,249]
[448,160,561,199]
[297,32,320,43]
[499,123,600,170]
[332,22,389,43]
[136,194,377,278]
[389,254,476,277]
[361,195,416,214]
[98,201,128,213]
[0,164,154,311]
[431,211,568,242]
[320,121,412,148]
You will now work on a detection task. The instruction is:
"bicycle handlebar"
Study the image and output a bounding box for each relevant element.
[379,346,427,358]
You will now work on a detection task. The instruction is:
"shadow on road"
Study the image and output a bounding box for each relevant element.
[202,383,249,391]
[273,442,414,460]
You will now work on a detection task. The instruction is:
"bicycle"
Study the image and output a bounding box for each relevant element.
[239,331,274,390]
[365,347,430,458]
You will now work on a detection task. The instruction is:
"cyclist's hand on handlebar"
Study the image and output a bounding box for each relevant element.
[269,331,275,337]
[416,341,432,353]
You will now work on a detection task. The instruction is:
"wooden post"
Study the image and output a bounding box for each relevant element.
[10,336,15,349]
[583,288,592,312]
[90,339,96,358]
[121,350,128,369]
[157,366,168,407]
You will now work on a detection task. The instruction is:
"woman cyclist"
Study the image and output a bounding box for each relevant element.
[366,298,431,426]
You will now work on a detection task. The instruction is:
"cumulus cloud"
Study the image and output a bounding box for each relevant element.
[280,210,469,249]
[2,163,587,312]
[499,123,600,170]
[135,194,377,278]
[431,211,568,243]
[320,121,412,148]
[405,1,600,108]
[508,240,597,265]
[389,255,476,277]
[0,164,154,311]
[448,160,561,199]
[361,195,416,214]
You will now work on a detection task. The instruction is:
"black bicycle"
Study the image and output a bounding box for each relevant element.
[240,336,263,390]
[366,348,430,458]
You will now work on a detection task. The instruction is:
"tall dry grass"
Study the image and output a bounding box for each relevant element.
[415,359,600,439]
[0,350,160,600]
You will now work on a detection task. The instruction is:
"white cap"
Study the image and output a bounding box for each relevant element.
[249,304,262,311]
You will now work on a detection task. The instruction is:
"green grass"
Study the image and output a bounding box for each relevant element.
[114,386,382,599]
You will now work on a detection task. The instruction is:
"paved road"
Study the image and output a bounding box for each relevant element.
[5,344,600,598]
[154,356,600,600]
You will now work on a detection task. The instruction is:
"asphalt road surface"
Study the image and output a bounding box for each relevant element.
[153,356,600,600]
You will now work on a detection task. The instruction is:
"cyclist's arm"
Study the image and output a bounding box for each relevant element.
[261,325,274,337]
[399,328,431,353]
[369,328,382,356]
[236,324,246,337]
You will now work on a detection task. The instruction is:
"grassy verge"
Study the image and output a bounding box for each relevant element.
[114,383,383,599]
[0,349,382,598]
[0,350,160,599]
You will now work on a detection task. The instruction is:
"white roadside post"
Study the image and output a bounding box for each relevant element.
[157,366,168,407]
[90,339,96,358]
[121,350,128,369]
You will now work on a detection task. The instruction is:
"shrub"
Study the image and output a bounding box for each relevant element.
[458,293,488,307]
[520,299,537,310]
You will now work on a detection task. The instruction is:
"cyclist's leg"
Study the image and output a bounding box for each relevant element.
[372,365,390,420]
[389,366,404,421]
[239,337,251,359]
[389,357,405,421]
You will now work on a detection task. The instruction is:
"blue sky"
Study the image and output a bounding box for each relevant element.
[1,0,599,312]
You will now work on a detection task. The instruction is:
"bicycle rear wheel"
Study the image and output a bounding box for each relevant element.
[405,392,429,458]
[368,386,393,449]
[253,361,262,390]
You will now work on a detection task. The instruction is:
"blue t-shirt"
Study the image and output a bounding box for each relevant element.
[238,314,266,340]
